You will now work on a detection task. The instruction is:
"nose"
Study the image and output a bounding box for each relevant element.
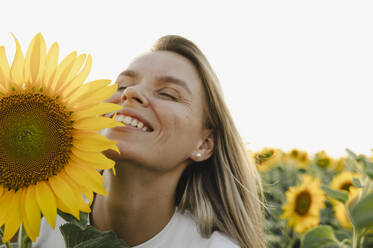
[120,86,149,107]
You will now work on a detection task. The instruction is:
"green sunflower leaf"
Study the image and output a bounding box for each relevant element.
[0,226,3,244]
[58,210,89,229]
[60,223,129,248]
[301,226,340,248]
[349,192,373,230]
[362,159,373,180]
[321,185,348,204]
[346,149,358,160]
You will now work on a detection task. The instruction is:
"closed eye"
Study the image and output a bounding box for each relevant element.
[159,92,177,100]
[117,86,128,91]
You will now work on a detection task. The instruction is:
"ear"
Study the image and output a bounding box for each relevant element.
[190,129,214,162]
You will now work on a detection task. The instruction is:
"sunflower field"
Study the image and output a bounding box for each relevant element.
[251,147,373,248]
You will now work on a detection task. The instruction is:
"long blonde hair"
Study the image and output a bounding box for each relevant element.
[152,36,266,248]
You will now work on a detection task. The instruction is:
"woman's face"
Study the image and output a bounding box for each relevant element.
[102,51,210,172]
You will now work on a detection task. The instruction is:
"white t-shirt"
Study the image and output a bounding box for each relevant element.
[32,208,240,248]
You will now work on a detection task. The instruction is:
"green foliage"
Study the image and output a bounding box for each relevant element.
[260,148,373,248]
[60,224,128,248]
[349,192,373,231]
[321,186,348,204]
[58,210,89,229]
[58,210,129,248]
[301,226,339,248]
[352,178,363,188]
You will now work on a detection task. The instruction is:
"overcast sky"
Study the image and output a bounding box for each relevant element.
[1,0,372,158]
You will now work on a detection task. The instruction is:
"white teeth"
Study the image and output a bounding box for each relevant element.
[123,116,132,124]
[130,119,138,126]
[114,114,150,132]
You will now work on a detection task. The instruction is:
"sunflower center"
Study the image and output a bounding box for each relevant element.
[0,93,73,190]
[295,191,312,216]
[317,158,330,168]
[291,150,298,157]
[340,182,352,192]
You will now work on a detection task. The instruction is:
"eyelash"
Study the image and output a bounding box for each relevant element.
[159,92,177,100]
[117,86,178,101]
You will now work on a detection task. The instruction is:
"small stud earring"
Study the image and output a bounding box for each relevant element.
[196,152,202,158]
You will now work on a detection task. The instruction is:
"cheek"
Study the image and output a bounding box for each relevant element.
[153,101,203,151]
[153,101,192,134]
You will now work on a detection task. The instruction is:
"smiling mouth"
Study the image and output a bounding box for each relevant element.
[105,112,154,132]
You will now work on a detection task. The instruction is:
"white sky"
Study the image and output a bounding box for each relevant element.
[1,0,372,158]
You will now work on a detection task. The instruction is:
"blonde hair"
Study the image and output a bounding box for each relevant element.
[152,36,266,248]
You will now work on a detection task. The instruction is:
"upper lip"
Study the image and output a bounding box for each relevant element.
[114,109,154,131]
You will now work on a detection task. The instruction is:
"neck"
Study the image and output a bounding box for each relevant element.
[91,160,187,246]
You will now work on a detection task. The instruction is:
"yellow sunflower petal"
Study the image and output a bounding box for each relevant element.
[59,170,93,210]
[70,158,104,185]
[73,116,124,131]
[62,54,92,99]
[72,103,122,120]
[23,34,36,83]
[0,46,10,92]
[73,84,118,110]
[20,188,36,242]
[42,42,59,89]
[48,175,80,219]
[35,181,57,228]
[66,79,111,106]
[24,33,47,86]
[0,192,13,226]
[77,191,91,213]
[73,131,119,153]
[10,33,25,89]
[2,190,22,243]
[56,54,87,94]
[78,184,94,206]
[49,51,77,92]
[24,186,41,242]
[71,148,116,170]
[55,54,86,94]
[64,165,107,196]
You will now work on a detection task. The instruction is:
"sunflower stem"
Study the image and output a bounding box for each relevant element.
[352,227,364,248]
[19,225,32,248]
[4,242,11,248]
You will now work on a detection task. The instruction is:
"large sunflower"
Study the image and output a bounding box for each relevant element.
[281,175,326,233]
[0,33,124,243]
[329,171,361,228]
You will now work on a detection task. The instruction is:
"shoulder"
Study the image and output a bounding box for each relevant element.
[174,210,240,248]
[206,231,240,248]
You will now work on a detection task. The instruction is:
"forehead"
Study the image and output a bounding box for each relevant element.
[125,51,201,86]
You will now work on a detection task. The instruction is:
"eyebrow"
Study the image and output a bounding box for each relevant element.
[118,70,192,96]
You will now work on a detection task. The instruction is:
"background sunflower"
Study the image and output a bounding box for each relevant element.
[282,149,310,168]
[329,171,361,228]
[281,175,326,233]
[251,147,283,172]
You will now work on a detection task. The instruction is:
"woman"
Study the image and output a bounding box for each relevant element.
[34,35,265,248]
